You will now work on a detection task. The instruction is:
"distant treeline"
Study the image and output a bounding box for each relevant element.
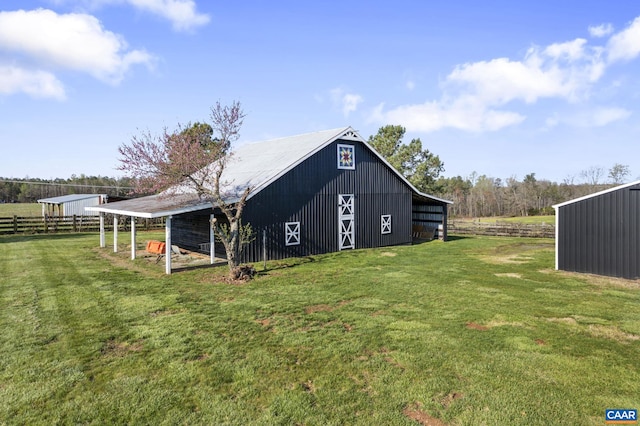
[434,173,617,218]
[0,173,627,219]
[0,175,139,203]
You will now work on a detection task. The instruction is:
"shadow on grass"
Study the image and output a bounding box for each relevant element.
[171,261,228,273]
[0,232,97,243]
[446,235,473,242]
[256,256,319,275]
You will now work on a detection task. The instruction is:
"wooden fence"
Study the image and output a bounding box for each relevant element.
[0,215,164,235]
[448,220,555,238]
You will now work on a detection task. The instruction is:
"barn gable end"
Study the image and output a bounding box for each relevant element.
[236,137,415,261]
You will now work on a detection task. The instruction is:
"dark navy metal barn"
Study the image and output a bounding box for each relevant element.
[88,127,451,273]
[171,128,450,262]
[553,180,640,279]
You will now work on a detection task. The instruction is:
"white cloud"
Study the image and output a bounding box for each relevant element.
[372,98,524,133]
[545,107,630,128]
[61,0,209,31]
[447,40,604,105]
[370,17,640,133]
[123,0,209,32]
[0,65,66,100]
[607,16,640,63]
[591,107,631,125]
[574,107,631,127]
[589,23,614,38]
[0,9,155,87]
[331,88,363,117]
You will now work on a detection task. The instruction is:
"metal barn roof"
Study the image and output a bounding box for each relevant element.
[88,126,451,218]
[38,194,106,204]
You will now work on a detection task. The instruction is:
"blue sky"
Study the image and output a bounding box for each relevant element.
[1,1,640,184]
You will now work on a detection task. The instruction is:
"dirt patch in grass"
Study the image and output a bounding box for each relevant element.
[256,318,271,327]
[485,319,527,329]
[547,317,578,325]
[301,380,315,393]
[479,254,533,264]
[94,248,164,277]
[305,304,333,314]
[437,392,463,409]
[478,242,551,265]
[466,322,488,331]
[540,269,640,290]
[545,317,639,342]
[403,402,447,426]
[101,339,144,357]
[587,325,640,343]
[495,273,522,279]
[304,300,350,314]
[535,339,546,346]
[380,252,397,257]
[384,355,404,370]
[584,274,640,290]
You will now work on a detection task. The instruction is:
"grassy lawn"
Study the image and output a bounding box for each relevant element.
[0,203,41,216]
[0,232,638,425]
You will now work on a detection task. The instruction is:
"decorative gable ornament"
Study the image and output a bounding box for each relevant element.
[337,144,355,170]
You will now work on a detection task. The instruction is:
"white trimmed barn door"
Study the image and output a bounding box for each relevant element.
[338,194,355,250]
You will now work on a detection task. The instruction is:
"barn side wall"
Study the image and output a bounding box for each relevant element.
[557,184,640,279]
[240,139,414,262]
[171,138,448,263]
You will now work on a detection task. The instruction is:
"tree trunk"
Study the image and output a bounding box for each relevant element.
[224,220,241,278]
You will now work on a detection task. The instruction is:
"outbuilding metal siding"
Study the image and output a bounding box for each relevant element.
[556,182,640,279]
[39,194,107,217]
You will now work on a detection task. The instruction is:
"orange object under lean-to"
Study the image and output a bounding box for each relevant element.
[146,240,166,254]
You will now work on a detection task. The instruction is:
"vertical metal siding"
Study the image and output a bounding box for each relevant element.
[172,138,446,263]
[558,183,640,279]
[64,197,103,217]
[240,139,414,262]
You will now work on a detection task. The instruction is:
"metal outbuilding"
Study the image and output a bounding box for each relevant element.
[37,194,108,217]
[553,180,640,279]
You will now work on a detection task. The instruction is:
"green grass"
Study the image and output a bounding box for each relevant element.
[0,203,41,216]
[0,232,638,425]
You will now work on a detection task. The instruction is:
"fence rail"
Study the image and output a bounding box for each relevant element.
[448,220,555,238]
[0,215,164,235]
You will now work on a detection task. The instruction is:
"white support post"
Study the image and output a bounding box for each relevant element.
[131,216,136,260]
[554,207,559,270]
[210,215,217,265]
[99,212,105,248]
[113,215,118,253]
[165,215,172,275]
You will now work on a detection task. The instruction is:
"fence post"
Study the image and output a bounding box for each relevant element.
[73,215,77,232]
[13,215,18,234]
[263,229,267,271]
[44,214,48,233]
